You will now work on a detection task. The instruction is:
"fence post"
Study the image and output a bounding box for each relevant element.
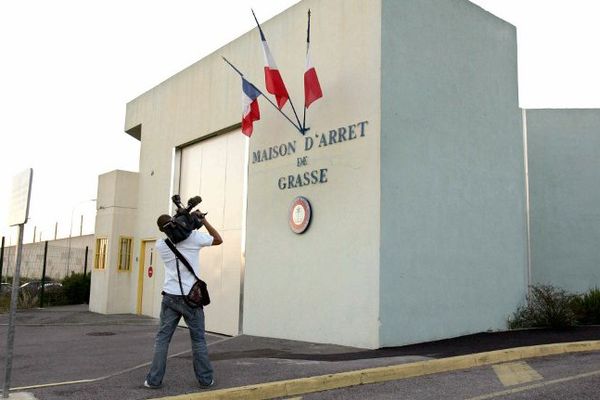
[0,236,4,284]
[84,246,89,276]
[40,241,48,308]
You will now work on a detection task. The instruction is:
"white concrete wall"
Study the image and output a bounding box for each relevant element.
[1,235,95,281]
[380,0,527,346]
[526,109,600,293]
[242,0,382,349]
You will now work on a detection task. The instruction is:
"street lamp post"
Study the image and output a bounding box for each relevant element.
[66,199,96,275]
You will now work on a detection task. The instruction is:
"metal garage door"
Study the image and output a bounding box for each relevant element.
[178,130,247,336]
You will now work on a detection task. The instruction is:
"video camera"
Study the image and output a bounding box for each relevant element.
[161,195,207,243]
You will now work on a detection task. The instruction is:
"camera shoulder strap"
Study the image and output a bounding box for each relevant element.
[174,259,187,298]
[165,239,200,282]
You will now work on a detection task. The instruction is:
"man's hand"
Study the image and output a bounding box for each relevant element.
[202,219,223,246]
[192,210,207,220]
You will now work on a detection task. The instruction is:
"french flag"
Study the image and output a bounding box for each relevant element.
[304,10,322,109]
[242,78,260,137]
[255,18,289,109]
[304,45,322,109]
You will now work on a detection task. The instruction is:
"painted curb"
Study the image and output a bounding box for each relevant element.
[6,392,38,400]
[149,340,600,400]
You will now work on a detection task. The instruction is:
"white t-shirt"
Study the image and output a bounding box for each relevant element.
[155,230,214,296]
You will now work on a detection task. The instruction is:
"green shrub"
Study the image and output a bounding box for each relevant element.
[509,284,577,329]
[571,287,600,325]
[61,272,91,305]
[40,286,68,307]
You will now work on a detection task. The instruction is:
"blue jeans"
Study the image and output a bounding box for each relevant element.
[146,294,213,386]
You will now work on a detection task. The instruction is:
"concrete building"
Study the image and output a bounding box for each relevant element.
[89,0,600,349]
[525,109,600,294]
[90,170,138,314]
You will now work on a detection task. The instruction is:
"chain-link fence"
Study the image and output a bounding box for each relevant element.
[1,242,91,282]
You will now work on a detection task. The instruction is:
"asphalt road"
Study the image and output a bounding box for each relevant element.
[301,351,600,399]
[1,305,599,400]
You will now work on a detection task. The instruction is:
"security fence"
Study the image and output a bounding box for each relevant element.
[0,235,95,283]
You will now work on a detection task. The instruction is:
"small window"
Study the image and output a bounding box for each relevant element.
[118,237,133,271]
[95,238,108,269]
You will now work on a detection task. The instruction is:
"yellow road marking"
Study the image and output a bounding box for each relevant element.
[492,361,543,386]
[466,368,600,400]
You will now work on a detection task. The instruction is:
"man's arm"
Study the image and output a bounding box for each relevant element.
[202,218,223,246]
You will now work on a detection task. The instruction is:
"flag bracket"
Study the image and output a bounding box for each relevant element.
[223,57,305,136]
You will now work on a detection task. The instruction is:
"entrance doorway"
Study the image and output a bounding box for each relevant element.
[137,239,157,316]
[178,129,246,335]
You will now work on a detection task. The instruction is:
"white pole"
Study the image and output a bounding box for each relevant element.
[522,109,532,299]
[3,224,24,398]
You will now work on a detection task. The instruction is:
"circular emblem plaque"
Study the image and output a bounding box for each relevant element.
[289,196,312,234]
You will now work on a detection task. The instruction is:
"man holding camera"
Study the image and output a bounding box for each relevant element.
[144,210,222,390]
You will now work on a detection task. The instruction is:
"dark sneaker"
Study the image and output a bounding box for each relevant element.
[199,379,215,389]
[144,380,161,389]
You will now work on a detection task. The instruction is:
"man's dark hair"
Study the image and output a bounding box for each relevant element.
[157,214,172,232]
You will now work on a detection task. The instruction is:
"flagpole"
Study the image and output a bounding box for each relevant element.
[222,57,303,134]
[251,9,305,134]
[302,9,311,133]
[302,106,307,133]
[288,96,304,134]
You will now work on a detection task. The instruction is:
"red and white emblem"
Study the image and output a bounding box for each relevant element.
[148,266,153,278]
[289,196,312,234]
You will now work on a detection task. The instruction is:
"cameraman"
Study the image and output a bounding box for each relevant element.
[144,211,222,390]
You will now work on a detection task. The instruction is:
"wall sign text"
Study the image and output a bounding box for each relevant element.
[251,120,369,190]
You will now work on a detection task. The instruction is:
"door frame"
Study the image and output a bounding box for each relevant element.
[136,239,155,315]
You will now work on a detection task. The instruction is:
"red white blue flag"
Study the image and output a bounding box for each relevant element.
[304,10,322,108]
[254,13,289,110]
[242,78,260,137]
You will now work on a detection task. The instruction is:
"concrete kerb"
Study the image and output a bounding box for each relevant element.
[149,340,600,400]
